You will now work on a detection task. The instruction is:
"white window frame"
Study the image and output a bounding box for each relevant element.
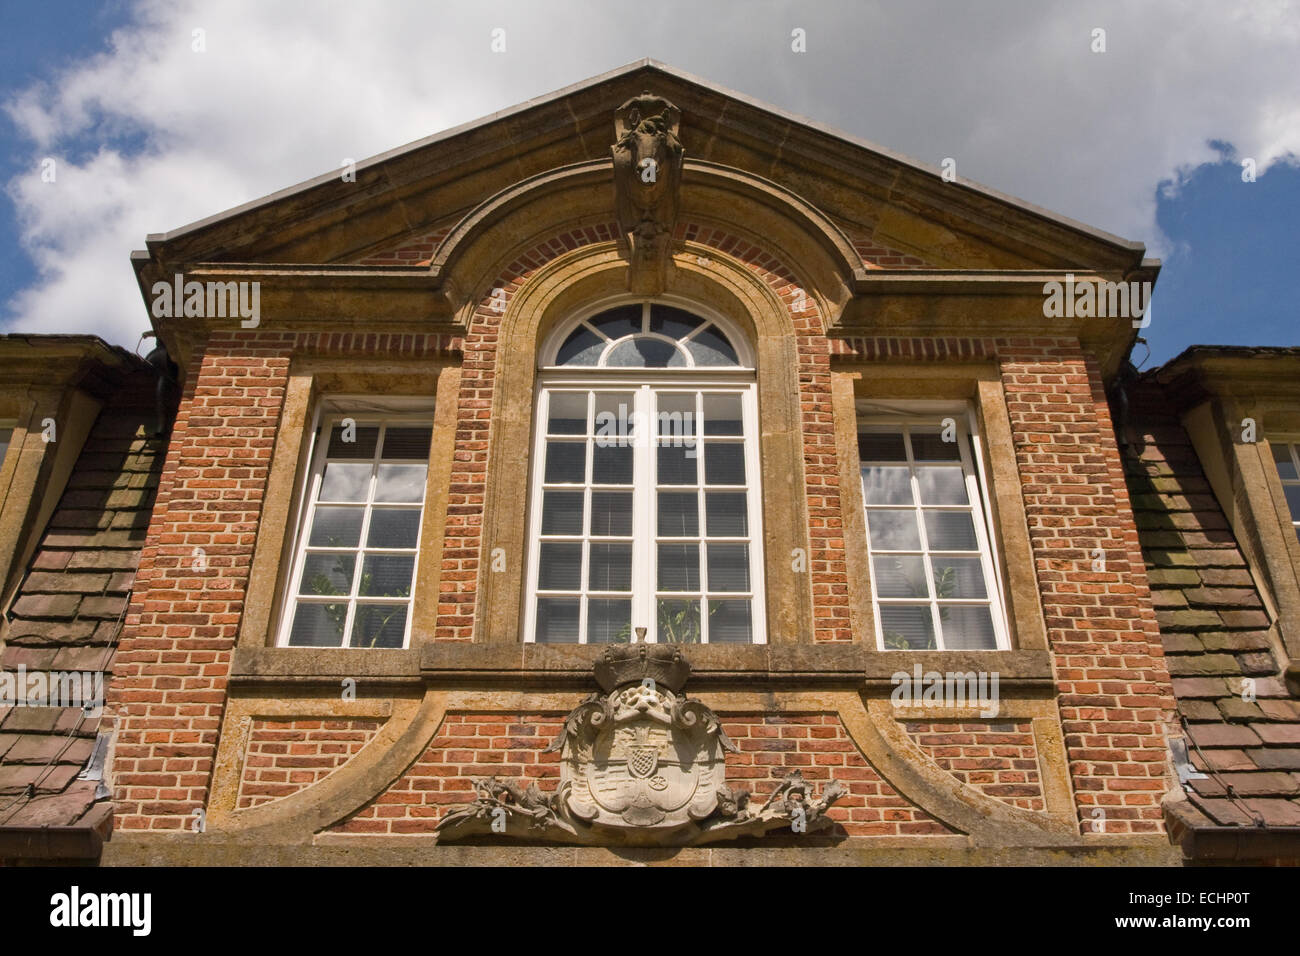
[856,400,1010,651]
[1270,438,1300,539]
[524,299,765,645]
[275,396,435,649]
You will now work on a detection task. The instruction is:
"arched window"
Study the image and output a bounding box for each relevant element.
[524,301,765,644]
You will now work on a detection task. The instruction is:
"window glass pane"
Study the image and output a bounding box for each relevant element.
[589,542,632,591]
[916,466,968,505]
[308,506,364,548]
[592,442,633,484]
[538,542,582,590]
[587,599,631,643]
[704,492,747,536]
[536,598,580,643]
[923,511,978,551]
[658,492,699,537]
[1285,484,1300,521]
[657,598,701,643]
[545,441,586,483]
[862,466,913,505]
[859,430,906,462]
[556,326,604,366]
[594,393,634,438]
[911,429,961,462]
[351,605,408,649]
[703,394,743,435]
[607,337,682,368]
[658,445,697,485]
[359,554,415,597]
[704,443,745,485]
[382,427,432,460]
[872,556,930,599]
[548,392,588,434]
[300,554,356,595]
[541,490,585,535]
[707,543,749,592]
[867,510,921,550]
[375,464,426,502]
[588,305,642,340]
[319,462,371,502]
[326,425,379,459]
[657,542,700,591]
[684,325,738,366]
[708,599,751,643]
[649,304,703,339]
[656,393,696,437]
[931,556,988,599]
[1272,443,1298,480]
[0,428,12,463]
[288,603,347,647]
[590,491,632,536]
[938,605,997,650]
[879,606,936,650]
[366,508,421,549]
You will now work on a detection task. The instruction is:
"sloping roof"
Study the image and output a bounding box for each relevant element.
[1123,377,1300,860]
[134,59,1152,274]
[0,375,164,855]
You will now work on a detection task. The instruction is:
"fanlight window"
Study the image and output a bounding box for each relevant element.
[552,303,743,368]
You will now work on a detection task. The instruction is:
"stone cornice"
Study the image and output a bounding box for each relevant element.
[228,643,1055,690]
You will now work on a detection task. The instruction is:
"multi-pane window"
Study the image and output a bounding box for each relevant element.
[525,302,764,644]
[859,414,1007,650]
[279,414,432,649]
[1270,441,1300,540]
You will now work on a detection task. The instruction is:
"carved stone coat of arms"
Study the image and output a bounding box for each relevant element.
[436,645,843,847]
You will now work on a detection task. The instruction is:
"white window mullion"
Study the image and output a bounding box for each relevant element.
[634,385,655,641]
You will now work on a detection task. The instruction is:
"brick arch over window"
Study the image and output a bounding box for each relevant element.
[435,223,851,646]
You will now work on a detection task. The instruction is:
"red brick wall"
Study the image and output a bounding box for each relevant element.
[999,341,1176,834]
[108,331,460,831]
[356,226,454,266]
[904,720,1045,811]
[329,712,948,837]
[237,718,382,809]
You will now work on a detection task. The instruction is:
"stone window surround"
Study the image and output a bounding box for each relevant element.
[238,356,460,658]
[1179,394,1300,680]
[831,362,1050,653]
[0,386,106,612]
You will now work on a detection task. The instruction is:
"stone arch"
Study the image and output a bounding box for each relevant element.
[466,241,821,645]
[430,158,867,331]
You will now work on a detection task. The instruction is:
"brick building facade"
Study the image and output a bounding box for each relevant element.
[1,61,1297,865]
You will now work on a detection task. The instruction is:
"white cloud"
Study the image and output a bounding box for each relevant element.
[4,0,1299,345]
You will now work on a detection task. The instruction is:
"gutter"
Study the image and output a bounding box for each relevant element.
[1166,809,1300,864]
[0,804,113,864]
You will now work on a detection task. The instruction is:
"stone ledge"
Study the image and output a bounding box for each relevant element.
[99,832,1182,867]
[227,644,1054,689]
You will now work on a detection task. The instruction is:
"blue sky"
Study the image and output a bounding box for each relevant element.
[1,1,1297,366]
[0,1,136,319]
